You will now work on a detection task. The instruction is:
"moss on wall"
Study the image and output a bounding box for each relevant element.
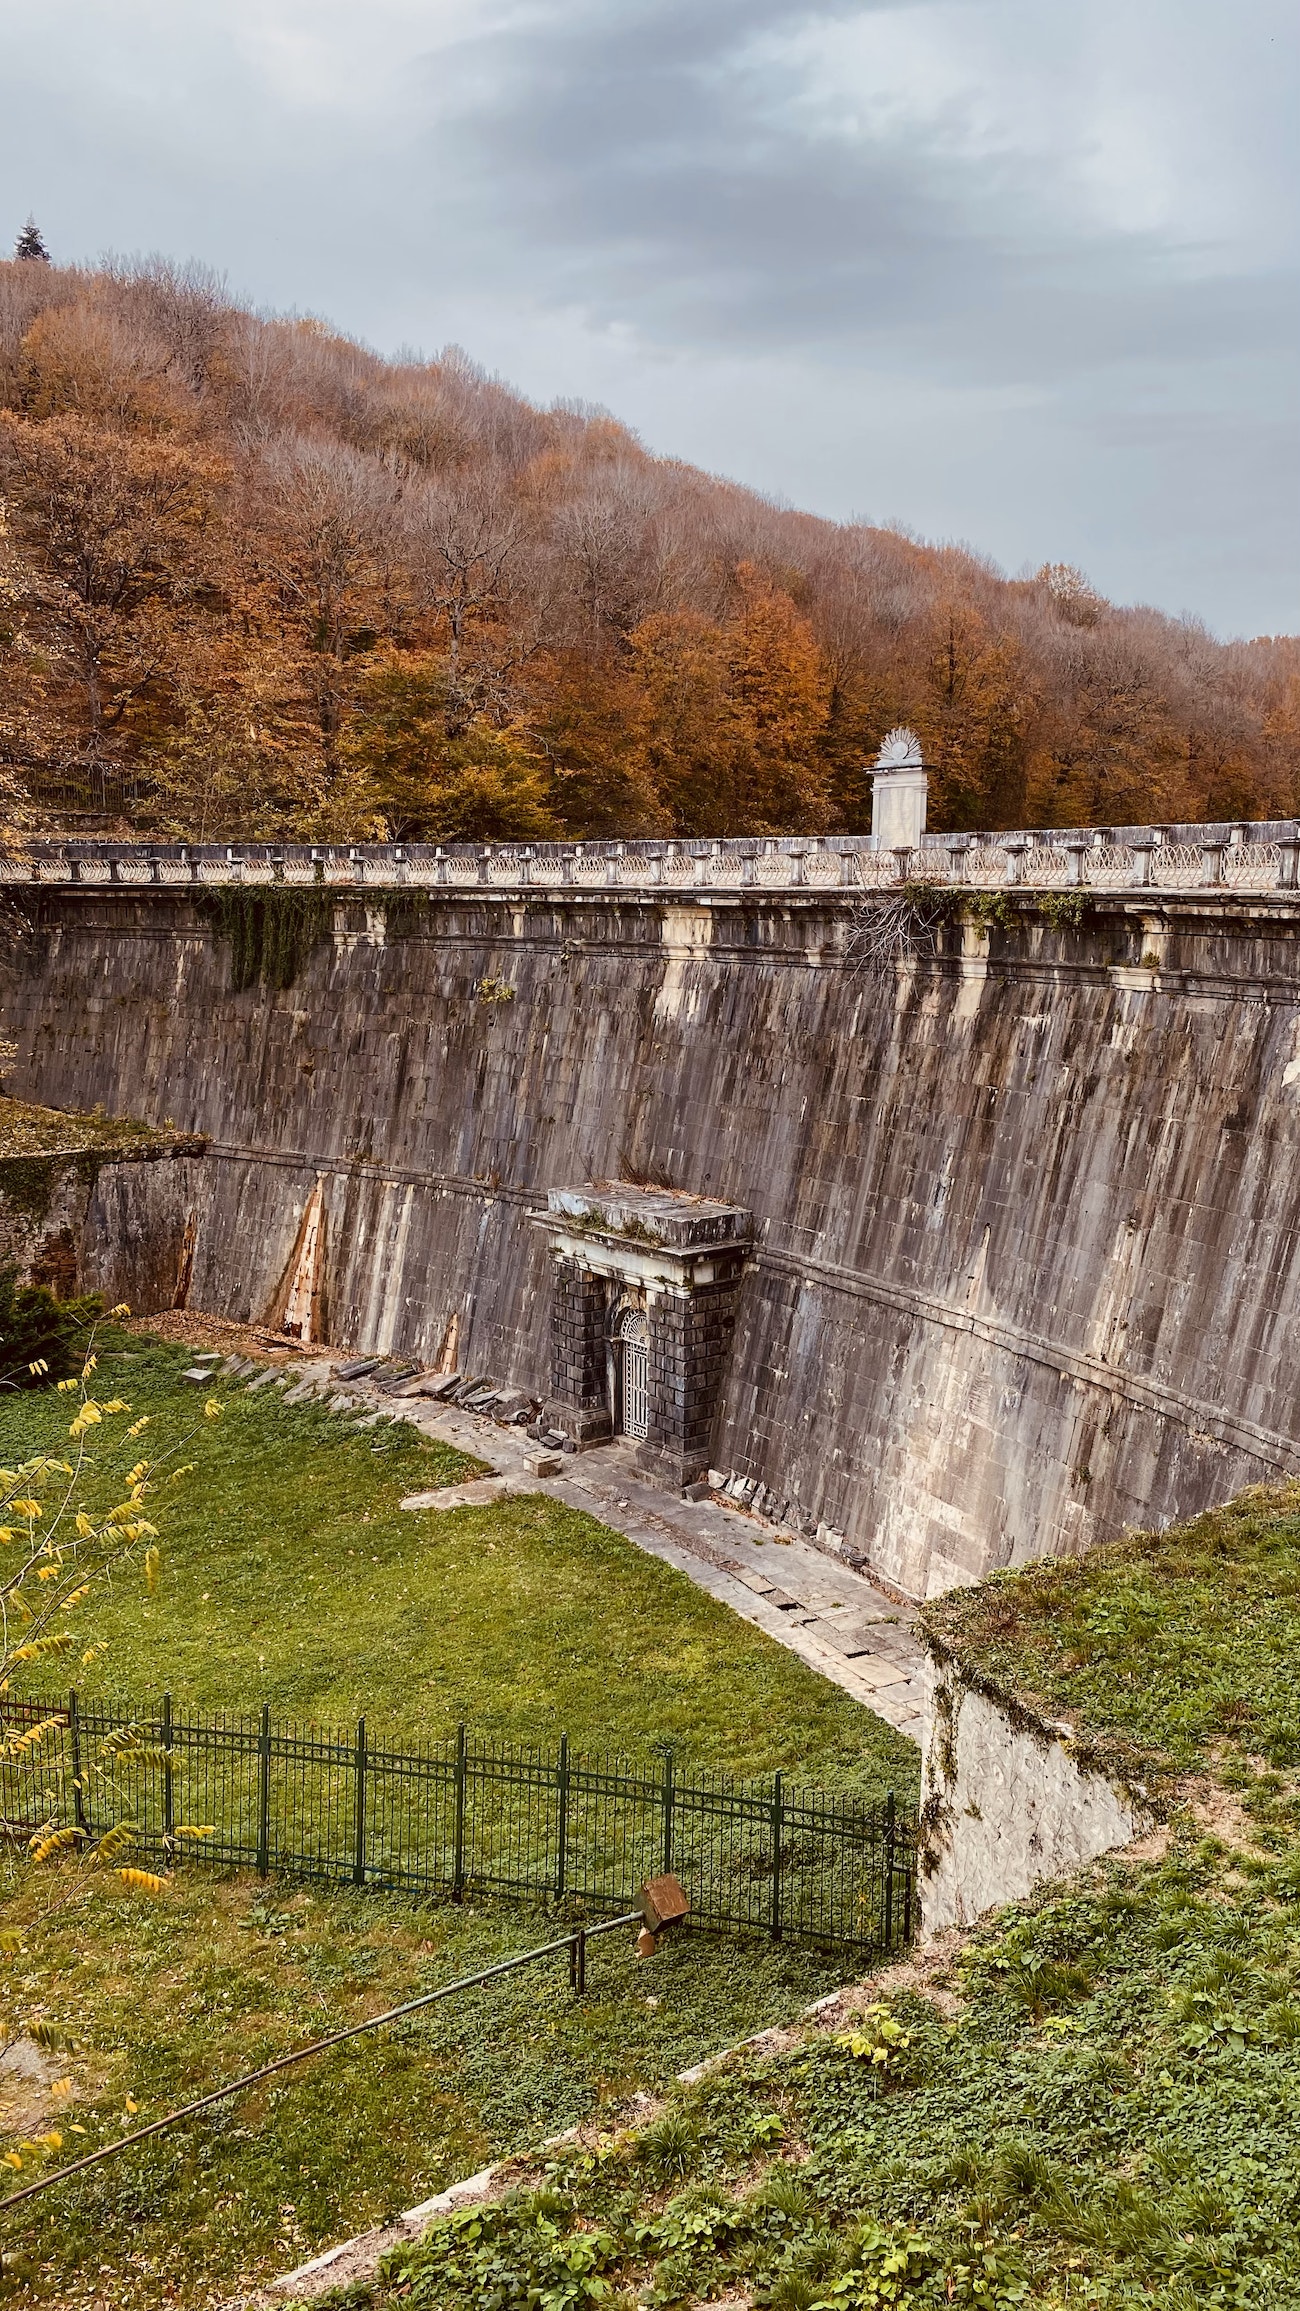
[197,890,334,993]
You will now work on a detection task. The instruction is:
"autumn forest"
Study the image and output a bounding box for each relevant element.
[1,254,1297,846]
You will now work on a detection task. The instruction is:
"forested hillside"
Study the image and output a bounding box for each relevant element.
[1,254,1297,843]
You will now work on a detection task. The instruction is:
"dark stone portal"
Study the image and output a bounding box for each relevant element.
[541,1184,753,1488]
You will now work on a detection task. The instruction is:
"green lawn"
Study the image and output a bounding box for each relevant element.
[0,1860,848,2309]
[0,1338,916,1798]
[0,1336,917,2305]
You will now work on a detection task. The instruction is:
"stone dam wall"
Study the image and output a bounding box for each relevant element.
[5,880,1300,1599]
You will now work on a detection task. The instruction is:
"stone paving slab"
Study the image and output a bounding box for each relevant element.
[401,1476,522,1512]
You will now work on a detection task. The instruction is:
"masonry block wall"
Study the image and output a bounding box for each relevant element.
[548,1258,613,1445]
[643,1279,743,1486]
[13,883,1300,1596]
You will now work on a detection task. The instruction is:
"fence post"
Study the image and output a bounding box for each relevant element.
[556,1734,569,1899]
[661,1749,675,1876]
[883,1790,896,1950]
[453,1724,467,1900]
[771,1772,784,1941]
[256,1704,271,1879]
[352,1717,367,1888]
[67,1689,86,1837]
[161,1691,175,1850]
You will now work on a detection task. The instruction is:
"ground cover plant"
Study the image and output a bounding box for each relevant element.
[0,1859,849,2306]
[342,1483,1300,2311]
[361,1817,1300,2311]
[0,1335,916,1793]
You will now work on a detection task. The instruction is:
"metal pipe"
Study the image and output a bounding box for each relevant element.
[0,1911,642,2216]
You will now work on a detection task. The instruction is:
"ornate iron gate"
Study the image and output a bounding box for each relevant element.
[617,1306,649,1438]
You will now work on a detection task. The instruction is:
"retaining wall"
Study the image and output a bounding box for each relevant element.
[918,1648,1151,1932]
[6,882,1300,1598]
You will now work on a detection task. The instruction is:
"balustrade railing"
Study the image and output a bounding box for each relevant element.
[3,823,1299,897]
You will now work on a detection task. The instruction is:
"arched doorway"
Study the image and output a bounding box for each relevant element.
[615,1305,649,1439]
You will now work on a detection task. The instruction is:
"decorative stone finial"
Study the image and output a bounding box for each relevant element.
[871,729,928,850]
[875,727,923,771]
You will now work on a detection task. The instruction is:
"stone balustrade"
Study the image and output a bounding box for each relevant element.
[3,822,1300,896]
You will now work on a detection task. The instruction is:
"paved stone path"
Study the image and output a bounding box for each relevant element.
[210,1350,925,1743]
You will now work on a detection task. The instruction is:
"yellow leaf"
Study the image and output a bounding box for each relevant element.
[1,2151,22,2172]
[203,1399,222,1421]
[29,1827,80,1864]
[116,1868,167,1895]
[143,1546,160,1595]
[75,1514,94,1538]
[124,2096,139,2115]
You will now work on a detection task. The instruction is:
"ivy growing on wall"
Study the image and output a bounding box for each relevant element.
[197,891,334,993]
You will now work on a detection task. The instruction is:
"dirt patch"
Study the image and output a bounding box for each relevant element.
[0,2038,103,2139]
[123,1309,310,1363]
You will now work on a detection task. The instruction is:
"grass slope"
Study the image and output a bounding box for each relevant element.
[923,1480,1300,1789]
[0,1093,171,1158]
[350,1484,1300,2311]
[0,1863,847,2308]
[0,1339,916,1793]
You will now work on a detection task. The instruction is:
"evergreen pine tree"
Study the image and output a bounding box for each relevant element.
[14,217,50,262]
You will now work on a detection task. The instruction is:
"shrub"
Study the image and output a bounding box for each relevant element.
[0,1264,102,1388]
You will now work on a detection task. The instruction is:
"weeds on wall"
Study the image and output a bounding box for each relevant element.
[847,885,1094,981]
[198,891,334,993]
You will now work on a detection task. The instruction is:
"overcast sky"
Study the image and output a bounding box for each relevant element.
[2,0,1296,637]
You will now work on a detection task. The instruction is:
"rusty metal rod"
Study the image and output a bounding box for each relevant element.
[0,1910,642,2216]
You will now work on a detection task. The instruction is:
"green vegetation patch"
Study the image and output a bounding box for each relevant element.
[196,888,334,992]
[0,1862,844,2308]
[0,1340,916,1792]
[0,1269,104,1388]
[0,1096,169,1163]
[922,1483,1300,1791]
[366,1807,1300,2311]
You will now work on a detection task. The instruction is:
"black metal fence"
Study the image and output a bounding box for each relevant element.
[0,1692,916,1958]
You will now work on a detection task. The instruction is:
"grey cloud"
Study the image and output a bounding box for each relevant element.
[419,3,1296,388]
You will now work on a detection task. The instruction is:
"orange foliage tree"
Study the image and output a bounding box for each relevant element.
[0,256,1295,841]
